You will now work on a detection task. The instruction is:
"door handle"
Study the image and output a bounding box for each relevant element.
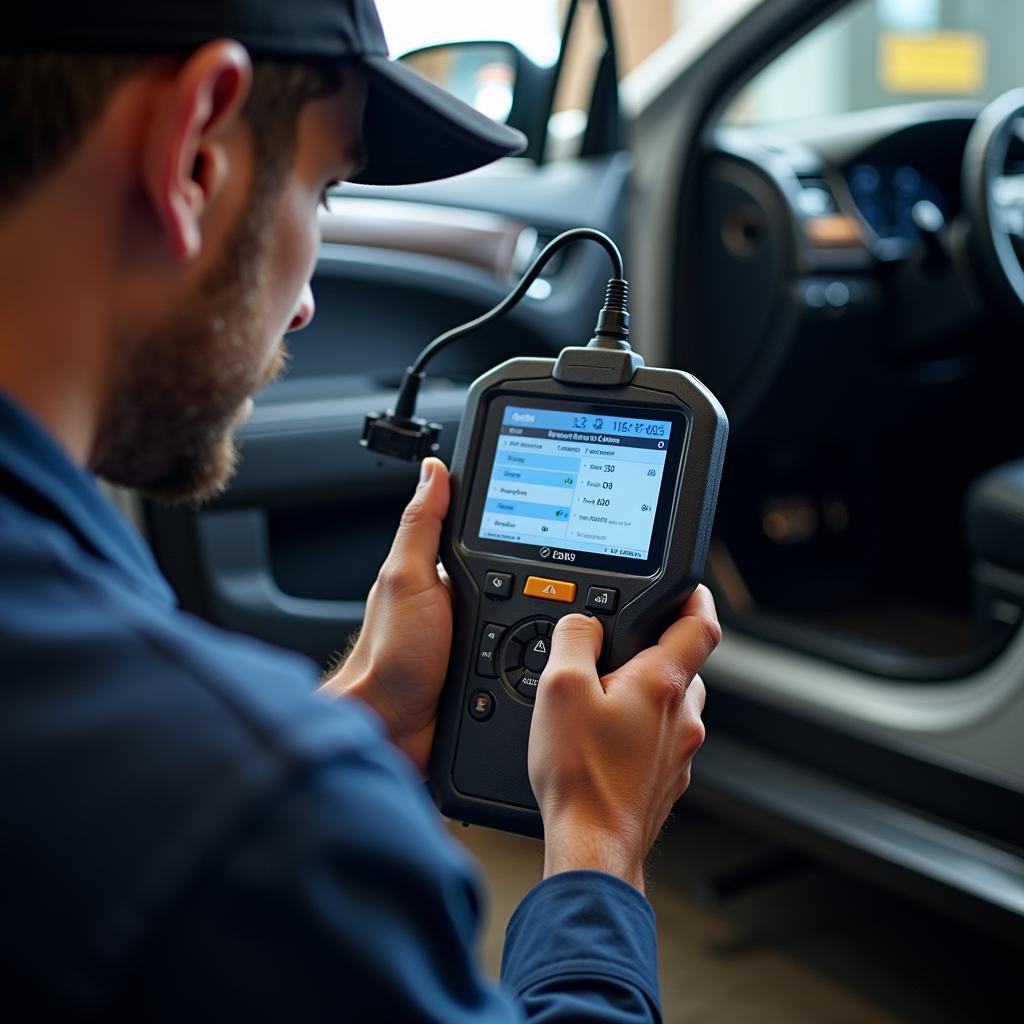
[196,507,364,662]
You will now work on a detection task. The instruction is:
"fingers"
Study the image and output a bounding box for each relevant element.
[538,614,604,699]
[605,586,720,699]
[684,672,707,718]
[436,562,453,593]
[653,585,722,682]
[673,584,719,634]
[679,673,707,788]
[379,459,450,590]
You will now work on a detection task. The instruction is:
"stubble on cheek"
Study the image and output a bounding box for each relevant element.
[90,196,288,505]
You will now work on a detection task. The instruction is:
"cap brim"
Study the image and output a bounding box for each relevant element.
[350,55,527,186]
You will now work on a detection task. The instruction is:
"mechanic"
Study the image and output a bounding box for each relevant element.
[0,1,718,1019]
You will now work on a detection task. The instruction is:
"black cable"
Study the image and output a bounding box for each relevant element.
[393,228,623,419]
[364,228,628,460]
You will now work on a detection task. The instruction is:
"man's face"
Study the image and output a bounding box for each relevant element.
[91,74,367,504]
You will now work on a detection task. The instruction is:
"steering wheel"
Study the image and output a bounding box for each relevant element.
[963,87,1024,317]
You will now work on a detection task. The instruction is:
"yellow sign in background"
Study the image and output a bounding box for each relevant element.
[880,32,987,94]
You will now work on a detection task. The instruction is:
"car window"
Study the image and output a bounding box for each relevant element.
[375,0,590,157]
[726,0,1024,126]
[376,1,730,92]
[375,0,562,66]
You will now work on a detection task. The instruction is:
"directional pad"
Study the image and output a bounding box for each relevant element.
[500,618,555,701]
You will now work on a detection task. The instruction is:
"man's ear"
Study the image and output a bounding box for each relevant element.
[140,40,253,262]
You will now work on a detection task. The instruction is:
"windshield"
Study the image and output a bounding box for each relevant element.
[726,0,1024,126]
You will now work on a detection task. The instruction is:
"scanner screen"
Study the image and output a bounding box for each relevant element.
[477,405,672,561]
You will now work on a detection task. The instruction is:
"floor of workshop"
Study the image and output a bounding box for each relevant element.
[453,806,1017,1023]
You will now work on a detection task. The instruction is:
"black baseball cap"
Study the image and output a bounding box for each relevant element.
[5,1,528,185]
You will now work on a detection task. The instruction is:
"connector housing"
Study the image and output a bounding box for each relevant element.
[361,412,442,462]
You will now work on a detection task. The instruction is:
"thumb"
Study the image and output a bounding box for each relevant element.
[384,458,451,578]
[538,614,604,698]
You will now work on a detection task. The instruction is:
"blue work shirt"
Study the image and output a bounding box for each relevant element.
[0,391,662,1021]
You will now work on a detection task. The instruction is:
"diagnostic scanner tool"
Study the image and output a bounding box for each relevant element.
[362,230,728,836]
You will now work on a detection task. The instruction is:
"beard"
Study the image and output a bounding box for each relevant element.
[90,189,289,505]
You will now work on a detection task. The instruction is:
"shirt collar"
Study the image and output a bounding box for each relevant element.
[0,390,175,606]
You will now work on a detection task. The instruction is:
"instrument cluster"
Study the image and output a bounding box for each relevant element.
[846,162,948,241]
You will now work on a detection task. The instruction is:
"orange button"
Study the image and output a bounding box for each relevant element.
[524,576,577,603]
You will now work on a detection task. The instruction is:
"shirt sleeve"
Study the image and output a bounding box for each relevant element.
[501,872,662,1023]
[113,713,660,1023]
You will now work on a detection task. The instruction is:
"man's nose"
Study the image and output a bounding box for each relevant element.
[287,282,316,333]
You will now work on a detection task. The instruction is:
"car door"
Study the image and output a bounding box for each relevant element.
[624,0,1024,942]
[144,0,630,667]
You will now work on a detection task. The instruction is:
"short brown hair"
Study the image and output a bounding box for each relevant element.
[0,52,341,215]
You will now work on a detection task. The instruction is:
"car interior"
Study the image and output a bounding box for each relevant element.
[693,11,1024,685]
[140,0,1024,944]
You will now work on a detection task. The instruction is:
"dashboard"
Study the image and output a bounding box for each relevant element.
[833,115,981,243]
[680,101,1024,437]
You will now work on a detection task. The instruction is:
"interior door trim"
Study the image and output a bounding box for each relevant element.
[196,507,364,658]
[320,197,526,278]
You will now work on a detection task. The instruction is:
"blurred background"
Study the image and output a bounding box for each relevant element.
[378,0,1024,129]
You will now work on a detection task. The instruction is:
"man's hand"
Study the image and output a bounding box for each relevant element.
[320,458,452,775]
[528,586,719,892]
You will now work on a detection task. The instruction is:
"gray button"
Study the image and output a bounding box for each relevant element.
[484,572,514,599]
[585,587,618,613]
[477,623,505,678]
